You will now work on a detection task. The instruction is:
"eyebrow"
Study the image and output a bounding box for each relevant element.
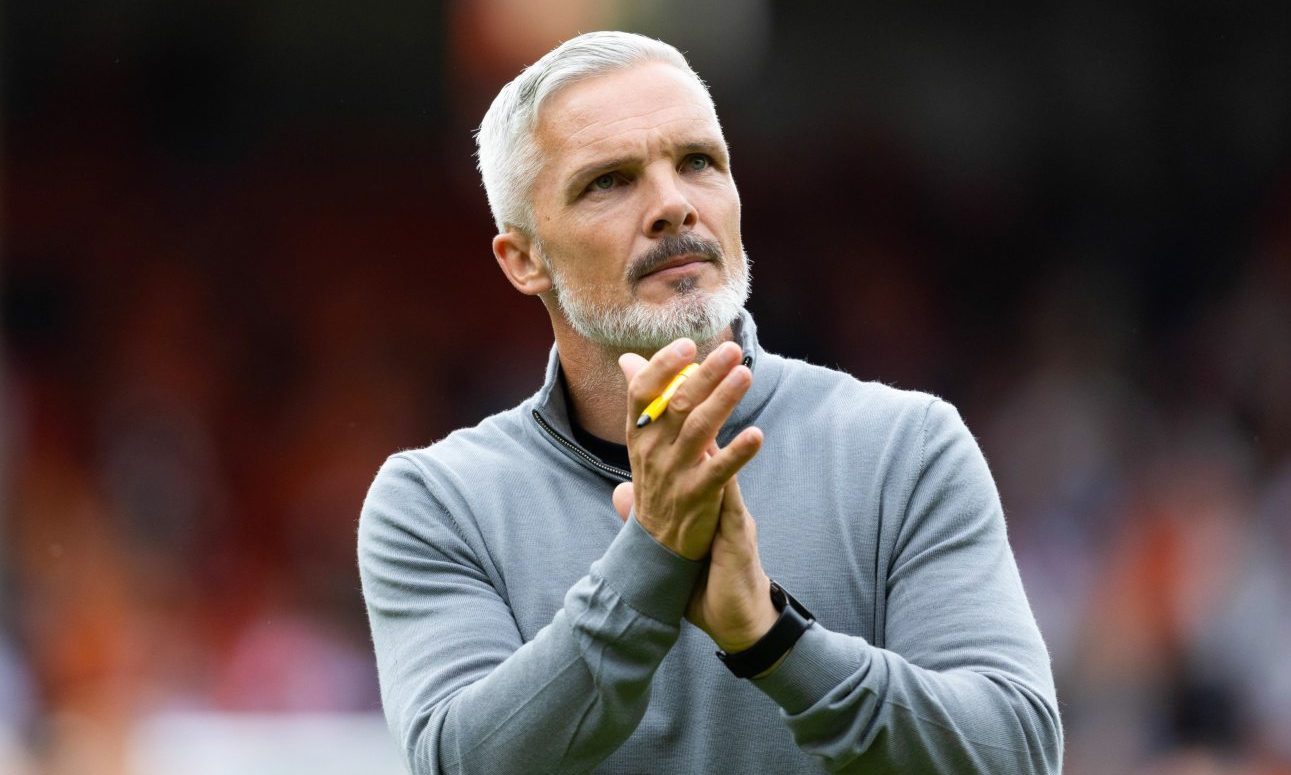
[562,139,730,200]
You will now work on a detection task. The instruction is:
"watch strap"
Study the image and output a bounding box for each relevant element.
[716,580,815,679]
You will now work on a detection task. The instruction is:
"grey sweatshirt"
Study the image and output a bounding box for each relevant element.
[358,312,1062,774]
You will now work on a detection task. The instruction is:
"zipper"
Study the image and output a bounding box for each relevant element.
[530,350,752,481]
[532,410,632,481]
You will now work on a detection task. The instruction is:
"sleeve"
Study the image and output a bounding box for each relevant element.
[750,399,1064,774]
[357,454,703,775]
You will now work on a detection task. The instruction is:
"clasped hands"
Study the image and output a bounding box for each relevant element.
[610,338,778,654]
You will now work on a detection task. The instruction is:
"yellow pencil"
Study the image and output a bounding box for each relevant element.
[635,363,699,428]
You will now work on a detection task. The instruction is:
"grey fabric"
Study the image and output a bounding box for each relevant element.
[358,310,1063,774]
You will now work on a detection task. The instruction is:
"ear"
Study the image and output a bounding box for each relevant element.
[493,229,553,296]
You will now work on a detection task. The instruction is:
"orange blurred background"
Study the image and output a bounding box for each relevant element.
[3,2,1290,773]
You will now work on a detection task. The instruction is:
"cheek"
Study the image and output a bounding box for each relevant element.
[696,177,738,214]
[723,180,742,218]
[698,185,742,241]
[550,231,632,288]
[581,216,639,269]
[581,206,640,254]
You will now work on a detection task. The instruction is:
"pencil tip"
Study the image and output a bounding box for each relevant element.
[635,415,650,428]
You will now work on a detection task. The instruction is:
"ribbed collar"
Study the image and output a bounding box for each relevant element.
[530,309,782,481]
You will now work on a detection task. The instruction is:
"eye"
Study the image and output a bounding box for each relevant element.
[589,173,617,192]
[684,154,712,172]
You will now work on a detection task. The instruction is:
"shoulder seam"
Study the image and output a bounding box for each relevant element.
[887,397,942,579]
[388,452,495,584]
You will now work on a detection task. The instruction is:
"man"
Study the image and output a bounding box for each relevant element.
[359,31,1062,775]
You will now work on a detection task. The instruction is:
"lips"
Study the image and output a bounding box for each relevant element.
[640,253,712,278]
[628,234,725,283]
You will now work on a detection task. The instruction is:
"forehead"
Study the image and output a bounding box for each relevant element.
[534,61,724,173]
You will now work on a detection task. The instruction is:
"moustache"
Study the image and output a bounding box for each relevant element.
[626,234,724,284]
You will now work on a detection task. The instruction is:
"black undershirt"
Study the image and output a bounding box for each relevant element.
[560,369,633,473]
[570,421,632,473]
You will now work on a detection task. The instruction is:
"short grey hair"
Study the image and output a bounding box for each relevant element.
[474,31,712,236]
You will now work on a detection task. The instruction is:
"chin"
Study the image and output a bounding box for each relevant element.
[558,267,748,351]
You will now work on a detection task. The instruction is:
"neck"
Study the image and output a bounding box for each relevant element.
[551,317,733,445]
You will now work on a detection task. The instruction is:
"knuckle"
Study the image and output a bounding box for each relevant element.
[628,380,651,403]
[668,392,694,413]
[680,409,717,441]
[633,437,658,459]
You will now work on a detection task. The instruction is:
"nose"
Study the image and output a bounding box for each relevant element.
[642,166,698,236]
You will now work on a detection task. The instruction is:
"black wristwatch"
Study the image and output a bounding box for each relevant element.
[716,580,815,679]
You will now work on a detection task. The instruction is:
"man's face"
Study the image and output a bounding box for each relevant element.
[527,61,748,351]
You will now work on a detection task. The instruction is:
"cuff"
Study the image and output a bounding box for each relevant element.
[590,515,704,625]
[750,624,869,715]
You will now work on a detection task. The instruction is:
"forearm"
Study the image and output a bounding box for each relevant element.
[753,626,1062,774]
[359,451,704,775]
[746,397,1062,773]
[410,519,701,775]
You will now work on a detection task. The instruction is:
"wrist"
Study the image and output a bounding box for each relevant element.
[633,509,711,561]
[716,580,816,679]
[713,580,780,652]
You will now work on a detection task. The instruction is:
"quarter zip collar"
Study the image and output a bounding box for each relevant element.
[530,309,782,481]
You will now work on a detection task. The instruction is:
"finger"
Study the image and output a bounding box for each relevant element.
[624,338,697,419]
[661,341,743,417]
[611,481,634,523]
[673,364,753,459]
[715,478,763,570]
[720,475,747,517]
[700,426,763,488]
[617,352,649,386]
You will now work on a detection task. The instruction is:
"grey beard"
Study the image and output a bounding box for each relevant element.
[549,251,751,352]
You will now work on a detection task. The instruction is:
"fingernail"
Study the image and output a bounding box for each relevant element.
[673,339,694,357]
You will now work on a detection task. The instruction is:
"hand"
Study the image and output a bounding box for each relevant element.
[685,476,778,652]
[612,475,778,652]
[616,338,762,560]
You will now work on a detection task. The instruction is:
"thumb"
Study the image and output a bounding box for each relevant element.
[612,481,634,522]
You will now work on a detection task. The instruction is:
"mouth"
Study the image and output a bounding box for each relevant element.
[639,253,713,280]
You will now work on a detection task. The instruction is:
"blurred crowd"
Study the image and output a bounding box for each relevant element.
[3,2,1290,773]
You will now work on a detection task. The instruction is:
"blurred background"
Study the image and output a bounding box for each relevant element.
[3,1,1290,773]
